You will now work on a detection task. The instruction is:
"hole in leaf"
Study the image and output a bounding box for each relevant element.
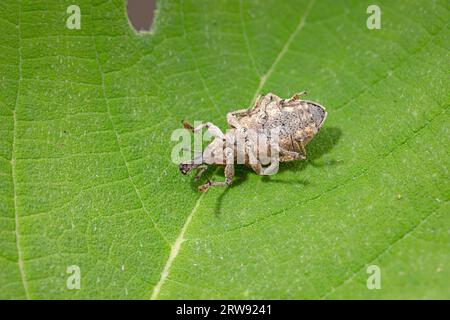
[126,0,156,33]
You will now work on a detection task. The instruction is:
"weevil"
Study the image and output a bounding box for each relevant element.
[179,92,327,192]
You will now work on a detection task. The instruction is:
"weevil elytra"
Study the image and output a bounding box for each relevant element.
[180,92,327,192]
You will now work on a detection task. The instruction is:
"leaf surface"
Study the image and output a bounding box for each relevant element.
[0,0,448,299]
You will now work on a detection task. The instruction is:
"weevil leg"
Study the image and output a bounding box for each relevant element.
[197,122,225,139]
[198,164,234,192]
[249,162,264,175]
[182,120,194,131]
[279,146,306,161]
[226,95,266,129]
[295,127,315,150]
[239,134,272,175]
[194,164,208,181]
[183,120,225,139]
[290,91,307,101]
[227,110,247,129]
[182,120,224,139]
[246,145,279,176]
[295,140,307,159]
[249,161,279,176]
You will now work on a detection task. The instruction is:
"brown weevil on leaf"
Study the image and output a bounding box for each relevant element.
[180,92,327,192]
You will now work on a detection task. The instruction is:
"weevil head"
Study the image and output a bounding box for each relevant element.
[306,101,327,130]
[179,162,198,175]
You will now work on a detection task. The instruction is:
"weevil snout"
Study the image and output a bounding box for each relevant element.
[179,162,197,175]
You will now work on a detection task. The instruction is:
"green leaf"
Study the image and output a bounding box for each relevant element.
[1,0,448,299]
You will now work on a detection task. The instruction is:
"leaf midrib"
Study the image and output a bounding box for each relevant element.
[12,0,30,300]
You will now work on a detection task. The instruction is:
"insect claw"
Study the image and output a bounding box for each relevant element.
[197,179,212,192]
[291,91,307,101]
[182,120,194,131]
[198,182,210,192]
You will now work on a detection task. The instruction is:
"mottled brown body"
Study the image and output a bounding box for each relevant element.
[180,92,327,192]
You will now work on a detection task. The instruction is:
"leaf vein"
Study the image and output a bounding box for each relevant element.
[90,11,169,246]
[320,204,445,299]
[11,0,30,300]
